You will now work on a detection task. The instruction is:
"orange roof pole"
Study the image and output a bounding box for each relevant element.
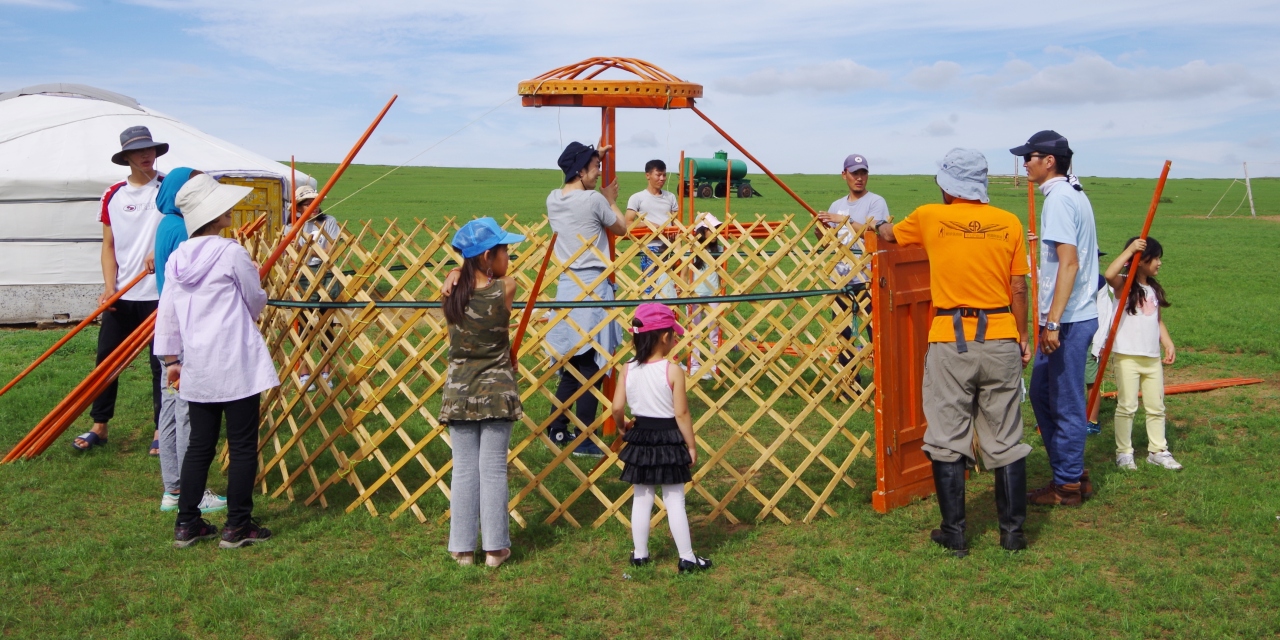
[1086,160,1172,420]
[0,270,145,402]
[510,234,557,364]
[690,105,818,218]
[1027,180,1039,355]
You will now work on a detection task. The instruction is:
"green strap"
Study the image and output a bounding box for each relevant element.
[267,285,865,310]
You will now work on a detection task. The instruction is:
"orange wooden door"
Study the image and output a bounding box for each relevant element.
[868,231,936,513]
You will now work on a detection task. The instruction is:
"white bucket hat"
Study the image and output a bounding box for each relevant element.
[175,174,253,237]
[694,212,721,231]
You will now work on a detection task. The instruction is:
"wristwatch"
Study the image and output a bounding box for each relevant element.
[1045,322,1061,332]
[874,220,889,231]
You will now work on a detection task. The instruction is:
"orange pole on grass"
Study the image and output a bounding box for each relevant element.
[1027,181,1039,355]
[1086,161,1172,420]
[0,270,146,401]
[1101,377,1263,399]
[510,235,557,363]
[691,105,819,218]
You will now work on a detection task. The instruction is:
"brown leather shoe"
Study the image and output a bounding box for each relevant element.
[1028,482,1083,506]
[1081,469,1095,500]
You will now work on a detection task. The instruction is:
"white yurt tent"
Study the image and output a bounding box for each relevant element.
[0,83,314,324]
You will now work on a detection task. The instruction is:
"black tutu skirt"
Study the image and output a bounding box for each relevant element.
[619,416,692,485]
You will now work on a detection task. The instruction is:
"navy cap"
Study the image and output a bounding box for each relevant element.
[1010,130,1072,157]
[557,142,599,183]
[452,217,526,259]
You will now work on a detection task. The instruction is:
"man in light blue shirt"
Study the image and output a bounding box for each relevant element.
[1011,130,1099,507]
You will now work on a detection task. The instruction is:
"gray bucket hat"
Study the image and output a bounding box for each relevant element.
[111,125,169,166]
[935,148,989,203]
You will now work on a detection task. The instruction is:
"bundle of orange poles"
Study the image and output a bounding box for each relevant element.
[1100,377,1262,399]
[1,95,398,463]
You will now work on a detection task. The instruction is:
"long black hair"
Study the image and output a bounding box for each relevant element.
[443,246,502,325]
[630,319,674,364]
[692,225,720,271]
[1122,236,1171,315]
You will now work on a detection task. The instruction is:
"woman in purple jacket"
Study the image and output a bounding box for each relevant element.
[156,174,280,549]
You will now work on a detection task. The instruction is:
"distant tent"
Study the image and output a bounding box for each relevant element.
[0,83,313,324]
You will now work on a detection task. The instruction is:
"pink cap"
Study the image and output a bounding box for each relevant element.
[631,303,685,336]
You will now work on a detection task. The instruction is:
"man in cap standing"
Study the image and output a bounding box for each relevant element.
[543,142,635,457]
[1011,131,1099,506]
[877,148,1032,555]
[817,154,890,389]
[73,126,168,454]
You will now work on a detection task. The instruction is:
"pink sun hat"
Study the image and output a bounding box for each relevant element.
[631,303,685,336]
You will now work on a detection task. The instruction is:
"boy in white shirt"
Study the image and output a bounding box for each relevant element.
[74,126,167,454]
[626,160,679,298]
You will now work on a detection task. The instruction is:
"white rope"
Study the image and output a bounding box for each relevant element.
[325,95,518,211]
[1205,179,1245,219]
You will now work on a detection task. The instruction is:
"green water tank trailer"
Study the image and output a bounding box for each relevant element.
[682,151,759,199]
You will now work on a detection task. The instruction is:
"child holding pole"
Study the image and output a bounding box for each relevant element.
[1103,237,1181,471]
[440,218,525,568]
[612,304,712,573]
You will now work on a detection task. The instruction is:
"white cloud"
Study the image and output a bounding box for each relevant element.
[628,130,658,148]
[992,53,1273,105]
[907,61,962,90]
[380,134,410,146]
[717,60,889,96]
[923,120,955,137]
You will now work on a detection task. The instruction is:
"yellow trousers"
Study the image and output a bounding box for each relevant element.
[1113,354,1167,455]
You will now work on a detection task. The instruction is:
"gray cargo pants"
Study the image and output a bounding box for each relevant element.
[921,339,1031,469]
[158,384,191,494]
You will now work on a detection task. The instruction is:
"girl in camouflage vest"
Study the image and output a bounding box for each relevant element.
[440,218,525,568]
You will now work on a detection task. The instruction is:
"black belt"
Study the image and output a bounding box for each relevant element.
[935,306,1011,353]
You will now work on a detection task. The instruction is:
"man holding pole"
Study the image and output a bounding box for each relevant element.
[1011,130,1099,507]
[73,126,167,454]
[543,142,635,457]
[877,148,1032,554]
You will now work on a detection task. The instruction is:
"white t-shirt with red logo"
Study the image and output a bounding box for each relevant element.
[99,174,163,301]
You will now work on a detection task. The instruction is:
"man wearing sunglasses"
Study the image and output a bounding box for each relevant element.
[1011,130,1099,507]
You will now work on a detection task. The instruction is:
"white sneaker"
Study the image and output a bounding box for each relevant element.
[1116,453,1137,470]
[1146,451,1183,470]
[160,492,180,511]
[299,373,316,392]
[701,371,714,381]
[198,489,228,512]
[320,372,334,389]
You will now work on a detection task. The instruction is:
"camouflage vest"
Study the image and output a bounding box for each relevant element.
[439,280,523,423]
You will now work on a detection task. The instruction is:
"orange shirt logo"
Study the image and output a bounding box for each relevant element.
[939,220,1010,240]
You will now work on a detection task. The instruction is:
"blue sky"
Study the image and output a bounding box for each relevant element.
[3,0,1278,178]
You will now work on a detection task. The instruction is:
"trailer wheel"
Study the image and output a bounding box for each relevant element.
[697,184,714,199]
[738,184,754,198]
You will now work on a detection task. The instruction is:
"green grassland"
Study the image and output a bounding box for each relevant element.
[1,164,1278,638]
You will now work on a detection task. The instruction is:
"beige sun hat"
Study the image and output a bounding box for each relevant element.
[295,185,319,204]
[176,174,252,237]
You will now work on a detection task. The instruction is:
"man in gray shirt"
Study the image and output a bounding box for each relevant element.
[544,142,635,457]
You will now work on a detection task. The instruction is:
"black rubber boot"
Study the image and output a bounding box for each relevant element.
[994,458,1028,551]
[929,459,969,558]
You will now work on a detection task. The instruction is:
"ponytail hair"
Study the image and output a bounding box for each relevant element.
[692,225,719,270]
[1122,236,1171,315]
[630,318,673,363]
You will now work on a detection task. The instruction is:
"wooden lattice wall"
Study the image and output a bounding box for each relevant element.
[248,215,876,528]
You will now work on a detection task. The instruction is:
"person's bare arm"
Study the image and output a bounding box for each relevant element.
[670,362,696,466]
[1011,275,1030,366]
[1159,319,1176,365]
[99,224,118,307]
[501,276,517,312]
[1104,238,1145,290]
[1040,242,1079,354]
[876,221,898,244]
[611,365,632,435]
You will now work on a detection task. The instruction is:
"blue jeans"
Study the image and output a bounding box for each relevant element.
[1029,318,1098,485]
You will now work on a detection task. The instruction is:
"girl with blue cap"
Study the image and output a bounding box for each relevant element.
[440,217,525,568]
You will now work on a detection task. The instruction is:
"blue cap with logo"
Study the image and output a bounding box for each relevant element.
[452,217,526,259]
[843,154,869,173]
[935,148,989,204]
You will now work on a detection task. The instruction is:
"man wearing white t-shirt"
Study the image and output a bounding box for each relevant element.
[626,159,679,298]
[816,154,889,386]
[73,126,167,453]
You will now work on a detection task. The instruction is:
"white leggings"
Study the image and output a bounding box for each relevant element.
[631,483,695,562]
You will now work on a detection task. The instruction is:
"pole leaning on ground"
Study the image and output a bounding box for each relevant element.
[510,234,557,363]
[1026,181,1039,355]
[1085,160,1173,420]
[0,270,146,401]
[2,95,399,463]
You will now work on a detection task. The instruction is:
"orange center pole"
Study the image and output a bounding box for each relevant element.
[0,270,146,401]
[691,105,818,218]
[599,106,618,437]
[1027,181,1039,354]
[260,95,398,279]
[1086,160,1172,419]
[510,234,557,363]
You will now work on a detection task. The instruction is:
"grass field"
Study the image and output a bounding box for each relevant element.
[1,165,1278,638]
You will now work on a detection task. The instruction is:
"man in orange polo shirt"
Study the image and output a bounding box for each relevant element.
[876,148,1032,556]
